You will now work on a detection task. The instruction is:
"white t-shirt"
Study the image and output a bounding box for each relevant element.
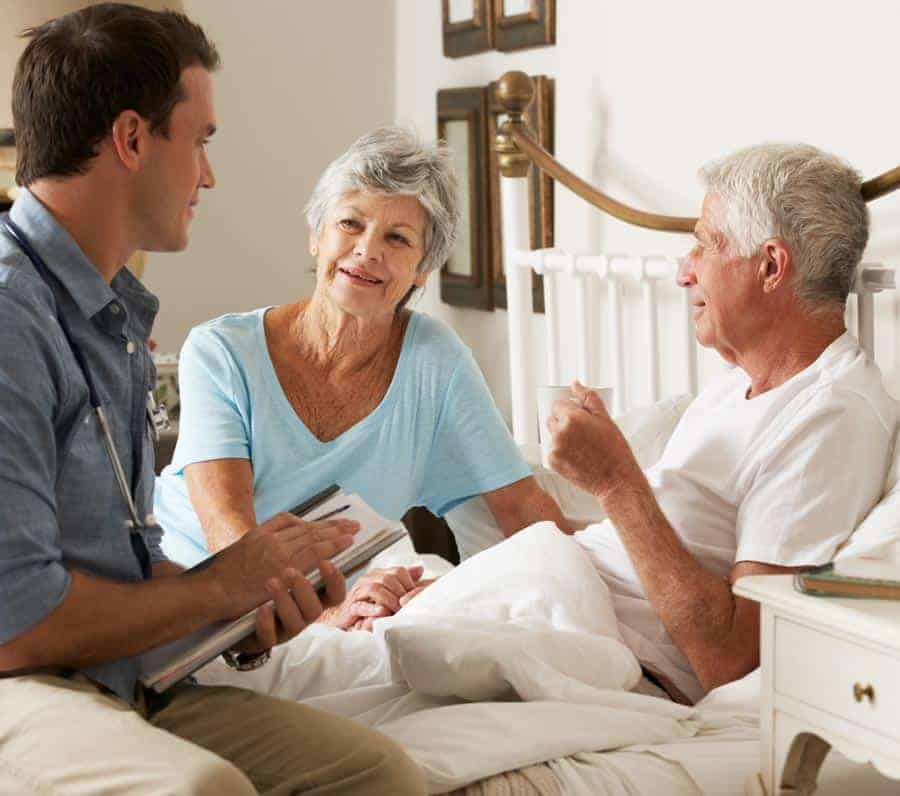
[575,332,897,703]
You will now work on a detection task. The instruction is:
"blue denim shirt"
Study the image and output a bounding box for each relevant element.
[0,189,165,705]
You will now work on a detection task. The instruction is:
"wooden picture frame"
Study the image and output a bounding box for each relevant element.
[442,0,493,58]
[437,87,493,311]
[488,74,554,312]
[493,0,555,52]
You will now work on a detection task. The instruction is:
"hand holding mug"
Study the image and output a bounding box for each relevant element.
[544,381,640,497]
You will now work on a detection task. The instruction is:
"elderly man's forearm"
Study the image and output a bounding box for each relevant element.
[599,474,754,690]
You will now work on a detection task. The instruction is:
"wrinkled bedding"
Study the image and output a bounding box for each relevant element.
[197,525,757,793]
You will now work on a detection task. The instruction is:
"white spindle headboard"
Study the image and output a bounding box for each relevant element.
[501,176,897,447]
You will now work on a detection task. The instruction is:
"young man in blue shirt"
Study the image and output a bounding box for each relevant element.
[0,5,424,794]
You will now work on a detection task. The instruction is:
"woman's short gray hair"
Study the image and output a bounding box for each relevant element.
[699,143,868,311]
[304,126,460,274]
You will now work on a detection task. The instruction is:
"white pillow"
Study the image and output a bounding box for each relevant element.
[378,524,641,700]
[836,427,900,560]
[445,393,693,560]
[614,393,694,470]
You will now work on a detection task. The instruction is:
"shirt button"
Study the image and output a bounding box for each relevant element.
[110,303,121,315]
[126,341,136,354]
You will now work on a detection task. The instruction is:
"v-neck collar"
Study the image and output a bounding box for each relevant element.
[255,308,420,448]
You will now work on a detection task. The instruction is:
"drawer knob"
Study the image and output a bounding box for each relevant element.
[853,682,875,704]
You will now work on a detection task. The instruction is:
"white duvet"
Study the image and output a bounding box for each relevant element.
[197,525,734,793]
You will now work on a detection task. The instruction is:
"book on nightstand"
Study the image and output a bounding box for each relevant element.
[138,487,407,694]
[795,561,900,600]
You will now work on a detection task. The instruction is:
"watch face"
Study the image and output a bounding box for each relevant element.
[224,648,271,671]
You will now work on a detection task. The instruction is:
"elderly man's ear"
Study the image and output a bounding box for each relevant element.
[759,239,792,294]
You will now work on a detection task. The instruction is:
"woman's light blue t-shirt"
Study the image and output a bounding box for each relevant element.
[154,309,530,567]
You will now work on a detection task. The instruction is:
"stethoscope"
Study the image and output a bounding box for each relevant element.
[0,214,163,533]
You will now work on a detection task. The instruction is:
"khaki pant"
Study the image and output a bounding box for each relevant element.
[0,673,425,795]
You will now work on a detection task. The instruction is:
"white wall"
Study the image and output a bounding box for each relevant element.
[395,0,900,418]
[0,0,176,129]
[1,2,395,352]
[144,0,396,352]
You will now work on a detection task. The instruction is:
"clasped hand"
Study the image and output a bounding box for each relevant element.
[545,381,641,498]
[202,512,359,655]
[327,566,435,631]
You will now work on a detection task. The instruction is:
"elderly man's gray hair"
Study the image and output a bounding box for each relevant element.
[699,143,868,311]
[305,126,460,274]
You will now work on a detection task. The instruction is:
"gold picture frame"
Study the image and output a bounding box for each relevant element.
[442,0,494,58]
[437,86,493,311]
[493,0,555,52]
[488,74,554,312]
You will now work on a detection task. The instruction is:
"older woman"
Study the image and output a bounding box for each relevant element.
[154,127,564,628]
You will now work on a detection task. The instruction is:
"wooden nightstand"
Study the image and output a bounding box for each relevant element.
[735,574,900,795]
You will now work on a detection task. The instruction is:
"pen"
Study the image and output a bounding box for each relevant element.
[289,484,340,518]
[312,504,351,522]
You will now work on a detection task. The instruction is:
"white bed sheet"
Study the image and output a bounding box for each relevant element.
[198,532,894,794]
[197,526,762,793]
[549,657,896,795]
[554,733,896,795]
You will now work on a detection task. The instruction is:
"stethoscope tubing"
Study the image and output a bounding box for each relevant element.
[0,214,147,532]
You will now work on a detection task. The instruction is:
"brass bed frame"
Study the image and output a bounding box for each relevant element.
[410,70,900,564]
[492,70,900,231]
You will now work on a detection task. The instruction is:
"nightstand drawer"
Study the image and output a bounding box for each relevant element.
[774,617,900,741]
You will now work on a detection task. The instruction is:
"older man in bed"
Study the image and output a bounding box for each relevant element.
[545,143,896,704]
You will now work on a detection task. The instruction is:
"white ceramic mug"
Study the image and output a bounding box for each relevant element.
[537,384,614,470]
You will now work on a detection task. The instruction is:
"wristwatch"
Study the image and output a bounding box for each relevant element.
[222,647,271,671]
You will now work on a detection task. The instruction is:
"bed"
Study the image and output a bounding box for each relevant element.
[195,389,900,795]
[469,71,900,795]
[197,75,900,795]
[438,416,900,795]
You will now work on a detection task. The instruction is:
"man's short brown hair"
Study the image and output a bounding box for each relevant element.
[13,2,220,186]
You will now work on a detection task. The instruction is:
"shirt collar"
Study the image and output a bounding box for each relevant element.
[811,329,856,371]
[9,188,158,329]
[112,264,160,339]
